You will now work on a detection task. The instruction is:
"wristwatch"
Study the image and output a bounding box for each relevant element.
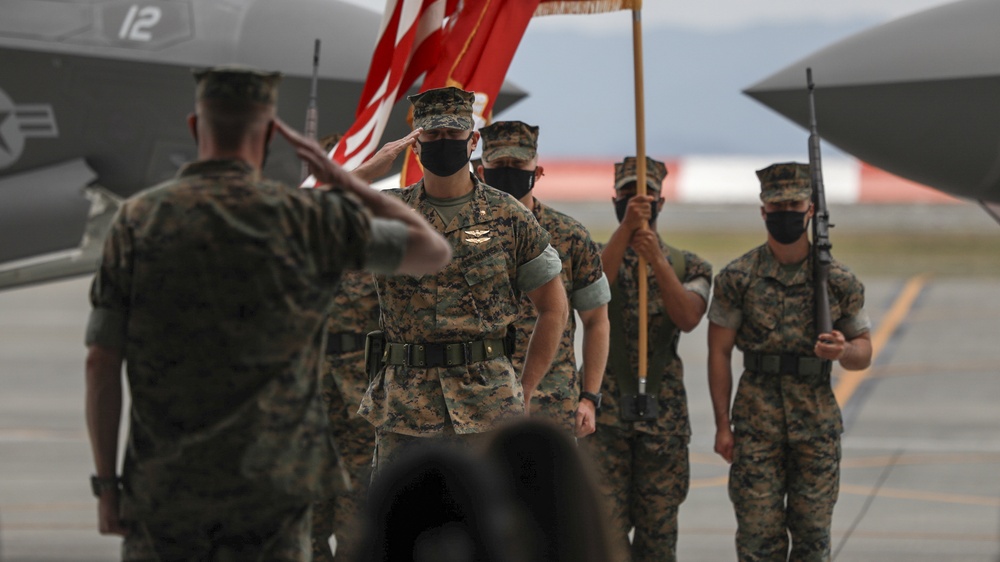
[90,475,121,497]
[580,391,602,412]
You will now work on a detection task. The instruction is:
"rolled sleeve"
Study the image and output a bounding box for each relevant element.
[838,307,872,340]
[516,244,561,293]
[571,273,611,311]
[708,301,742,330]
[85,308,127,349]
[364,218,409,275]
[683,276,711,305]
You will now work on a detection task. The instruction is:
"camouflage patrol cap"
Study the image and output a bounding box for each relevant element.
[480,121,539,164]
[193,65,281,105]
[408,87,475,131]
[756,162,812,203]
[614,156,667,192]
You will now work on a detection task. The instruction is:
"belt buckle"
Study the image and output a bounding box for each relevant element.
[425,344,445,368]
[462,342,472,365]
[761,354,781,374]
[780,354,798,375]
[405,344,426,367]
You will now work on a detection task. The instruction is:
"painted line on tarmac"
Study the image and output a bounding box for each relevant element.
[840,483,1000,508]
[841,451,1000,469]
[834,273,930,407]
[0,428,86,442]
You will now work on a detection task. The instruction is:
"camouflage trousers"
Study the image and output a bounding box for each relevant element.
[530,387,577,436]
[373,427,492,477]
[122,502,311,561]
[311,412,375,561]
[728,431,841,561]
[585,425,690,562]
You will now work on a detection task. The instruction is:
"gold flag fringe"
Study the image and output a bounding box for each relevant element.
[533,0,636,17]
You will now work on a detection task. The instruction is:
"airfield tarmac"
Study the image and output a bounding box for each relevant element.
[0,203,998,561]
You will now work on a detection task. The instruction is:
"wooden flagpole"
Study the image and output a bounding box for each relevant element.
[632,1,649,394]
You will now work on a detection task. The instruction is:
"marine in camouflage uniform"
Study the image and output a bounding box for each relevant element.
[585,157,712,562]
[310,129,423,561]
[707,163,873,561]
[311,270,379,561]
[83,66,449,561]
[477,120,610,436]
[358,87,567,469]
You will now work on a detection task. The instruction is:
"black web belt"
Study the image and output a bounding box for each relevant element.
[384,339,506,368]
[326,332,368,355]
[743,352,832,377]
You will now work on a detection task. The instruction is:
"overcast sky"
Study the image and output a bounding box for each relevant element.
[341,0,957,31]
[337,0,962,157]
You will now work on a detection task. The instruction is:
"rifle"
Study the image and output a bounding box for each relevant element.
[300,39,321,182]
[806,68,834,339]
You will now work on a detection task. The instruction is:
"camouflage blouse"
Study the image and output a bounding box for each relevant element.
[597,239,713,436]
[85,159,394,515]
[360,175,561,436]
[323,269,380,418]
[508,198,610,431]
[708,243,871,439]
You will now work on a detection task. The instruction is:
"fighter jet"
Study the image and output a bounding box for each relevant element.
[743,0,1000,214]
[0,0,527,290]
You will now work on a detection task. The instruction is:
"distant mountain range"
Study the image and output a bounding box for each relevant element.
[502,18,880,158]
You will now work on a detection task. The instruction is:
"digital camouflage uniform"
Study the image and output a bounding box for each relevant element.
[312,270,380,561]
[358,87,562,467]
[586,157,713,562]
[508,199,609,431]
[85,68,407,561]
[708,163,871,562]
[479,120,610,432]
[358,175,560,442]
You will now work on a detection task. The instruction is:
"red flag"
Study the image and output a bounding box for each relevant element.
[326,0,459,174]
[401,0,541,186]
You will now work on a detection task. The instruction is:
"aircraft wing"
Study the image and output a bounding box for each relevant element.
[0,159,121,290]
[743,0,1000,207]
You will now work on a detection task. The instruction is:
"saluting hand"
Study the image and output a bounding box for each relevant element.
[353,128,422,183]
[274,118,363,194]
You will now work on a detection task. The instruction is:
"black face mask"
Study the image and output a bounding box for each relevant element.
[614,195,659,225]
[483,166,535,199]
[765,210,809,244]
[418,134,472,177]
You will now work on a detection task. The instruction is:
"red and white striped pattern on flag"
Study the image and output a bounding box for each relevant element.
[326,0,458,173]
[400,0,542,185]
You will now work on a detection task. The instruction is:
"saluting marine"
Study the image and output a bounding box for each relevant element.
[83,66,450,560]
[311,128,422,562]
[359,87,568,468]
[477,120,610,437]
[708,162,873,561]
[587,157,712,562]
